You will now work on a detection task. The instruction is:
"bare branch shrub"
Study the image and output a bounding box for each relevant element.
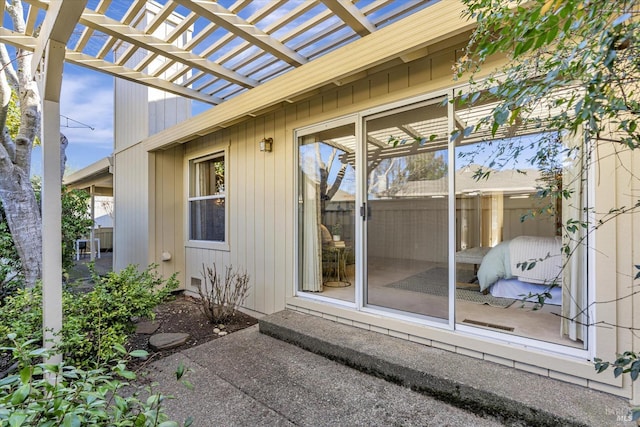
[197,263,250,323]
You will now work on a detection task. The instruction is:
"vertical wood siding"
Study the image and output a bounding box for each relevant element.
[152,146,185,283]
[122,36,640,398]
[163,43,464,315]
[114,145,149,271]
[114,8,192,275]
[114,77,148,152]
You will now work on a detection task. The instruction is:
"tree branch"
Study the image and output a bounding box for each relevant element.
[0,44,18,90]
[7,1,39,175]
[60,133,68,180]
[326,163,347,201]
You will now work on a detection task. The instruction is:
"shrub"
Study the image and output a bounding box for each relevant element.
[197,263,250,324]
[0,264,178,368]
[0,334,188,427]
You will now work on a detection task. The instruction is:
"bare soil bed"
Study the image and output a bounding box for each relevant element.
[127,293,258,368]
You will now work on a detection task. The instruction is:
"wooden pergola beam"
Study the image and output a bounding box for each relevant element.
[174,0,307,67]
[321,0,375,36]
[79,11,258,88]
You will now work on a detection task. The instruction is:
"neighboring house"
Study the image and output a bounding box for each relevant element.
[64,157,114,255]
[69,1,638,405]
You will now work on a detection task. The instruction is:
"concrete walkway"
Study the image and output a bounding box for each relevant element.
[141,325,505,427]
[141,310,634,426]
[67,250,113,282]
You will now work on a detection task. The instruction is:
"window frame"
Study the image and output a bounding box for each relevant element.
[185,146,230,251]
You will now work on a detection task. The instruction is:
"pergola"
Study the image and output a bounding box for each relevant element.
[0,0,438,360]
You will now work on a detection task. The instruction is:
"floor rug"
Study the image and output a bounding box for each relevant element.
[384,267,515,308]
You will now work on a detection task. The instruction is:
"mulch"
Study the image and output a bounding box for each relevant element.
[126,293,258,370]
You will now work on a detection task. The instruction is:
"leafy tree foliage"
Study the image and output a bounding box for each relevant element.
[456,0,639,147]
[32,179,94,274]
[406,152,448,181]
[457,0,640,405]
[0,209,21,303]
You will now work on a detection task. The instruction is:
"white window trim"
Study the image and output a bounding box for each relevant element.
[185,145,230,252]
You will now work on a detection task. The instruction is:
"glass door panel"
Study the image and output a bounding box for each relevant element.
[454,129,586,348]
[364,100,450,320]
[297,122,356,303]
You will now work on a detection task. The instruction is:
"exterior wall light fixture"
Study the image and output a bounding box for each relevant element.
[259,137,273,152]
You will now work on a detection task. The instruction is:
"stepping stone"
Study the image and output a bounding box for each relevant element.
[149,333,190,351]
[136,321,161,335]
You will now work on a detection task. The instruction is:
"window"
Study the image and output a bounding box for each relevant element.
[188,153,225,242]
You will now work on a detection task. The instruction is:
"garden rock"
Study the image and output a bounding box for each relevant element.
[149,333,190,351]
[136,321,161,335]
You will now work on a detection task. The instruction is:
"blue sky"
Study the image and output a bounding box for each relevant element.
[31,62,210,177]
[31,64,115,176]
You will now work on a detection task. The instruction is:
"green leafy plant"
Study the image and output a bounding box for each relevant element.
[0,334,189,427]
[0,207,24,304]
[0,264,178,367]
[197,263,250,324]
[0,181,94,302]
[595,351,640,421]
[458,0,640,406]
[33,180,94,274]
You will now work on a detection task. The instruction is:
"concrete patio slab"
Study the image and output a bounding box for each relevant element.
[140,325,506,426]
[258,310,634,427]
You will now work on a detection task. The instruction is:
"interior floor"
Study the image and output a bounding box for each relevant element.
[302,257,581,348]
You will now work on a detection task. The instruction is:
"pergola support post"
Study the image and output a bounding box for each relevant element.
[36,0,88,365]
[41,40,65,365]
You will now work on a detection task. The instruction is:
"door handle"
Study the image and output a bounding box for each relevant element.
[360,203,371,220]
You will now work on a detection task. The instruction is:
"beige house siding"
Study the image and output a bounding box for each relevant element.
[112,1,192,273]
[593,141,639,400]
[166,41,467,315]
[137,41,635,397]
[113,144,149,272]
[150,146,185,284]
[114,76,149,153]
[114,2,191,153]
[112,3,639,401]
[177,112,291,315]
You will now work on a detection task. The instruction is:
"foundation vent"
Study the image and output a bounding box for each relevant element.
[462,319,514,332]
[191,277,202,288]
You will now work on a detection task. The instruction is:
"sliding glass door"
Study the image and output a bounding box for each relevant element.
[363,99,450,320]
[296,91,588,350]
[297,119,357,303]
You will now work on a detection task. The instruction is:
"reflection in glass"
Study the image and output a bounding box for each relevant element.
[297,124,356,302]
[454,132,586,348]
[188,154,225,242]
[365,100,450,320]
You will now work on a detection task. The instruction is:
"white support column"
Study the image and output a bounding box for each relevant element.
[90,185,96,261]
[36,0,88,365]
[41,41,65,364]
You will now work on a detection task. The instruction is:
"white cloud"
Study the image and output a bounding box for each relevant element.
[60,68,113,151]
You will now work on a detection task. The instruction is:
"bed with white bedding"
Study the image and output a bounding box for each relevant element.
[476,236,563,305]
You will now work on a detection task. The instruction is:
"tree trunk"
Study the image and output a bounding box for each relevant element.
[0,169,41,288]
